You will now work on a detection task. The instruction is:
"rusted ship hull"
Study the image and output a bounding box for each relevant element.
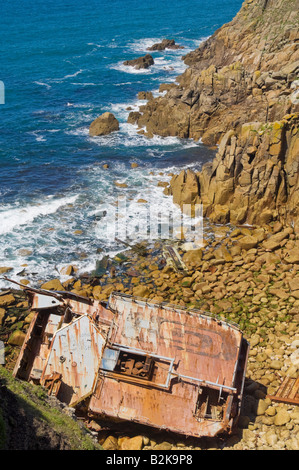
[12,283,249,438]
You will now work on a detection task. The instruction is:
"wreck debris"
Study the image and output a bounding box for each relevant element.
[115,238,148,257]
[43,372,62,397]
[92,256,110,278]
[9,279,249,439]
[162,245,188,272]
[267,377,299,406]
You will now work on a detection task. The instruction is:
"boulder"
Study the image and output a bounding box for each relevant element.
[132,285,150,298]
[114,181,128,188]
[24,312,35,324]
[0,267,13,274]
[238,236,259,251]
[274,408,291,426]
[101,285,115,296]
[18,249,32,256]
[8,330,26,347]
[147,39,184,51]
[102,436,118,450]
[41,279,65,291]
[92,285,102,299]
[0,308,6,325]
[209,205,230,224]
[60,265,76,276]
[289,278,299,291]
[154,441,172,450]
[127,111,142,124]
[182,248,203,265]
[256,399,270,416]
[123,54,154,70]
[285,248,299,264]
[89,112,119,137]
[119,436,143,450]
[138,91,153,100]
[0,294,15,308]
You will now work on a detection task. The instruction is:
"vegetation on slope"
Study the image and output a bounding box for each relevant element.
[0,366,101,450]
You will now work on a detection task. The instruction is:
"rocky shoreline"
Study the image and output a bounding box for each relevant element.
[1,0,299,451]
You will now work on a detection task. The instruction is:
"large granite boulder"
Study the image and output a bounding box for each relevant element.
[165,169,201,216]
[89,112,120,137]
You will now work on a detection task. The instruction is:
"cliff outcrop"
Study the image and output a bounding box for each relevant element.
[165,114,299,225]
[130,0,299,145]
[131,0,299,226]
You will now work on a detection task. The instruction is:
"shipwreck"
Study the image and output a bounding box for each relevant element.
[9,279,249,438]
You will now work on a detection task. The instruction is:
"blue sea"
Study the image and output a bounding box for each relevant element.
[0,0,243,286]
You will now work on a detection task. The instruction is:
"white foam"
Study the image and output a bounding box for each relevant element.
[49,69,85,83]
[114,81,135,86]
[34,81,51,90]
[0,195,79,235]
[111,62,154,75]
[66,126,89,137]
[67,102,93,109]
[70,82,101,87]
[87,43,104,48]
[82,112,201,149]
[62,69,85,80]
[127,37,163,53]
[107,100,147,121]
[91,167,203,245]
[29,131,47,142]
[0,159,205,290]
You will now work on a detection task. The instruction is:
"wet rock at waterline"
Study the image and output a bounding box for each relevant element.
[123,54,154,70]
[147,39,184,51]
[89,112,120,137]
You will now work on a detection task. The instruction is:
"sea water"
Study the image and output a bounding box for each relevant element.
[0,0,243,286]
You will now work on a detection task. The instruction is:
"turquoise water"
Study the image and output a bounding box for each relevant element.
[0,0,243,285]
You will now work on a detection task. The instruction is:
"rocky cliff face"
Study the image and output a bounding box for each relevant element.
[131,0,299,145]
[187,114,298,226]
[131,0,299,226]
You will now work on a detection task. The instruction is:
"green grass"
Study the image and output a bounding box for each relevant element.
[0,366,102,450]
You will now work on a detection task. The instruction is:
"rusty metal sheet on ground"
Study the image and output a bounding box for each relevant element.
[41,315,106,406]
[267,376,299,405]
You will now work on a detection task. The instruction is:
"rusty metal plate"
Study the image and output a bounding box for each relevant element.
[267,376,299,405]
[108,294,242,387]
[41,315,106,406]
